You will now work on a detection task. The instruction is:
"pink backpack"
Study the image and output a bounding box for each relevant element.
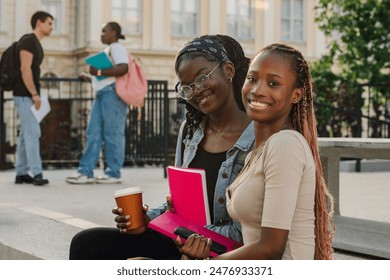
[116,53,147,107]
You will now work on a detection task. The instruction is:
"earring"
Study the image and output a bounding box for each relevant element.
[228,77,232,83]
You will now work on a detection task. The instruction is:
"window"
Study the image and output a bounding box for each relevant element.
[41,0,61,34]
[281,0,305,42]
[111,0,142,34]
[0,0,4,32]
[171,0,198,37]
[227,0,253,40]
[41,72,59,89]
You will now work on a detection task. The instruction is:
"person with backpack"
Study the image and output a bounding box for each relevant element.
[66,22,129,184]
[12,11,53,186]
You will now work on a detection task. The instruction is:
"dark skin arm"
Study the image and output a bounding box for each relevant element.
[89,63,128,77]
[177,227,289,260]
[113,196,173,235]
[79,63,128,82]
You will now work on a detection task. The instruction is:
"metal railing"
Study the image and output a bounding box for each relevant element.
[360,83,390,138]
[315,83,390,138]
[0,78,186,171]
[2,80,389,171]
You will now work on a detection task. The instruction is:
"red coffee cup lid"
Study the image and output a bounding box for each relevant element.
[114,186,143,198]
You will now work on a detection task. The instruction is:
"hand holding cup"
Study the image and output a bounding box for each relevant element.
[114,187,149,235]
[113,205,150,235]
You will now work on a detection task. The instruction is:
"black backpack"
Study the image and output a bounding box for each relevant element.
[0,34,32,91]
[0,41,20,91]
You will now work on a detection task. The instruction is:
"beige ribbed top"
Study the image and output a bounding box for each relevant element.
[227,130,315,259]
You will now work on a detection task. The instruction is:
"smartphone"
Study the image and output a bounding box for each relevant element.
[174,226,227,254]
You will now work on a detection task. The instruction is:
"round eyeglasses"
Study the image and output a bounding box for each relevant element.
[175,62,221,100]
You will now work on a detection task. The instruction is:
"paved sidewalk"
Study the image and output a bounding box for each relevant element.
[0,166,389,260]
[0,166,169,260]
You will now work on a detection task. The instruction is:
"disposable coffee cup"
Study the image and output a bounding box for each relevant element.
[114,186,144,230]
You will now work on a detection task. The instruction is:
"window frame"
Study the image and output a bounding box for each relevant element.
[111,0,142,35]
[170,0,199,38]
[41,0,63,35]
[281,0,306,43]
[226,0,254,41]
[0,0,5,33]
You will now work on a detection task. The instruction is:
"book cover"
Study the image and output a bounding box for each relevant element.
[167,166,210,225]
[85,51,113,81]
[148,166,242,256]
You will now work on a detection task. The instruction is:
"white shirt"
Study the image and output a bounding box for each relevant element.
[91,42,128,91]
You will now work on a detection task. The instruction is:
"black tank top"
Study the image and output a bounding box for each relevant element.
[189,145,227,222]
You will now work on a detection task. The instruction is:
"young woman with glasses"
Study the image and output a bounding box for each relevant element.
[177,43,335,260]
[69,34,255,260]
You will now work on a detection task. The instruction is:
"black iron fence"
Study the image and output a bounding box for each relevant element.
[360,83,390,138]
[1,80,389,171]
[315,83,390,138]
[0,78,186,171]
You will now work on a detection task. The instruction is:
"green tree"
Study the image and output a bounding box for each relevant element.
[312,0,390,137]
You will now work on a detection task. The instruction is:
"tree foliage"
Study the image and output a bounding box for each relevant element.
[312,0,390,137]
[315,0,389,84]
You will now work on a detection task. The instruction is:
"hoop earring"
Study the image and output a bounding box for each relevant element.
[228,77,233,83]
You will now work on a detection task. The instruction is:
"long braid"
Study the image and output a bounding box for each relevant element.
[263,43,335,260]
[175,34,249,139]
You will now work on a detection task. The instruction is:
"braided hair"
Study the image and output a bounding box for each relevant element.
[175,34,250,139]
[261,43,335,260]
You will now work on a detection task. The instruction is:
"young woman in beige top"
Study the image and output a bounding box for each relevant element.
[177,43,335,260]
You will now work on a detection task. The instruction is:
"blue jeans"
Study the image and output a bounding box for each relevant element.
[78,84,128,178]
[13,96,43,176]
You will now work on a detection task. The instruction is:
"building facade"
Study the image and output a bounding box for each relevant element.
[0,0,327,88]
[0,0,331,167]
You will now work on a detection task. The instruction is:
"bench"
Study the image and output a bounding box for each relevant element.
[318,138,390,259]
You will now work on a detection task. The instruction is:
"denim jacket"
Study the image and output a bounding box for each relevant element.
[147,117,255,243]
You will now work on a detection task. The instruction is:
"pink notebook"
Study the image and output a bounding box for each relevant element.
[148,166,242,256]
[148,212,242,256]
[166,166,210,225]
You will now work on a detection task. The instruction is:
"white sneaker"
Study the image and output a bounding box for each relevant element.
[66,173,95,184]
[95,174,121,184]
